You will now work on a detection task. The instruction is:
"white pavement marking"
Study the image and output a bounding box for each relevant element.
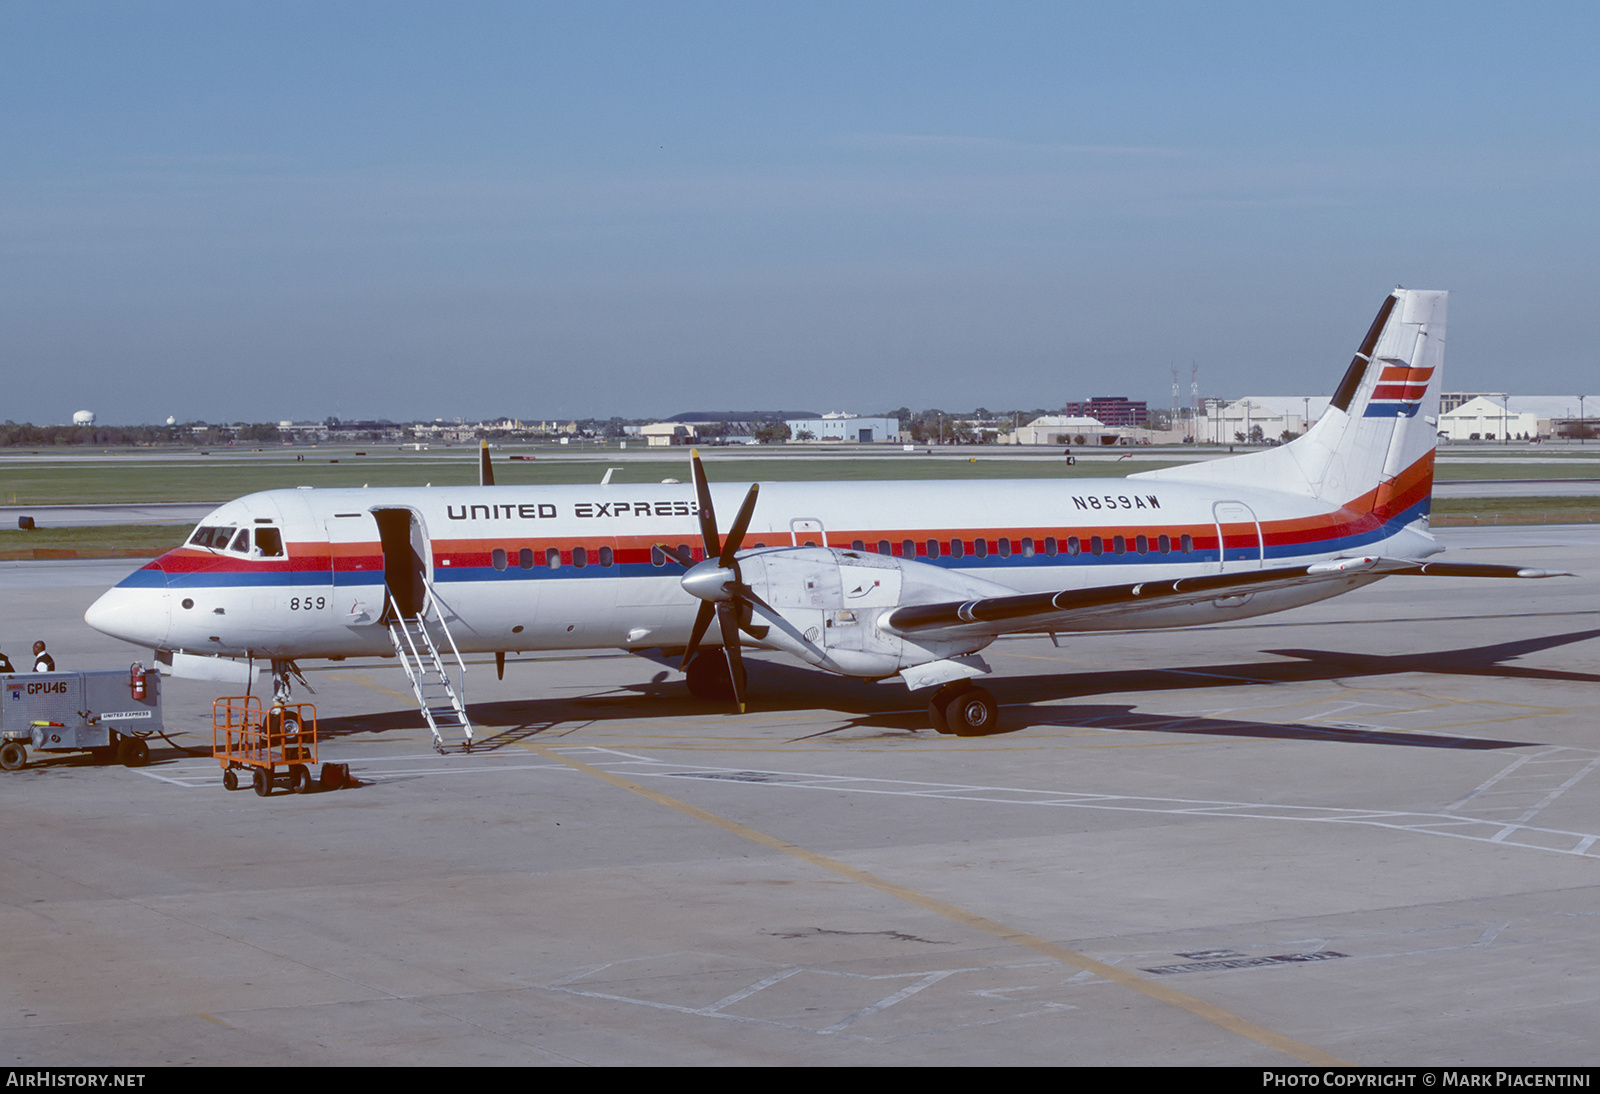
[134,743,1600,860]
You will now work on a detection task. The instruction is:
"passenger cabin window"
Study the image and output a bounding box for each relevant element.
[1066,536,1081,556]
[492,548,508,571]
[599,545,614,567]
[519,548,535,569]
[851,540,865,552]
[1158,534,1171,554]
[1181,533,1195,553]
[651,545,666,567]
[950,539,964,559]
[926,539,940,559]
[902,539,915,558]
[1044,536,1058,557]
[878,540,891,556]
[546,547,561,569]
[573,546,588,569]
[1136,534,1149,555]
[974,539,988,558]
[1090,536,1104,556]
[1021,537,1035,557]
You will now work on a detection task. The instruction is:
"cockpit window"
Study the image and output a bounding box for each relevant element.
[188,524,283,558]
[189,525,237,549]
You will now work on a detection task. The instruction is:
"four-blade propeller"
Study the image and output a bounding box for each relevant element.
[658,450,770,713]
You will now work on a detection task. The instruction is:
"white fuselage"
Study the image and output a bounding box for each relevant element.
[85,474,1437,672]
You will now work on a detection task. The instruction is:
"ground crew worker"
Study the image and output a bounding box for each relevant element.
[32,641,54,672]
[0,649,14,673]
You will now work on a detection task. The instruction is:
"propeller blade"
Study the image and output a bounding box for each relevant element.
[655,543,696,568]
[680,601,716,670]
[720,483,760,568]
[716,602,747,714]
[478,440,495,487]
[689,449,721,560]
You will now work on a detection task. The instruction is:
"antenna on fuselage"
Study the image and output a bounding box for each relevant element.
[478,440,495,487]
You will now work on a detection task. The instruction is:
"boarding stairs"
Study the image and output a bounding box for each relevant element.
[387,582,473,752]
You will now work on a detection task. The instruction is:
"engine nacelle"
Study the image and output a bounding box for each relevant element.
[733,546,1018,679]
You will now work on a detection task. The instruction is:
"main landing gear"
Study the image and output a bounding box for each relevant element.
[928,681,1001,737]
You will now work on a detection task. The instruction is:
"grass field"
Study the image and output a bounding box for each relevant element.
[0,453,1188,505]
[1429,496,1600,526]
[3,445,1598,507]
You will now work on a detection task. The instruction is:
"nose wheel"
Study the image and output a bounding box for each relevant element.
[929,682,1000,736]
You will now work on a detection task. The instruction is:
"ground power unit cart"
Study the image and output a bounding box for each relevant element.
[1,665,162,771]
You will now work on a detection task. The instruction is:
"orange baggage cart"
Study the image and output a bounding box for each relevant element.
[212,697,321,796]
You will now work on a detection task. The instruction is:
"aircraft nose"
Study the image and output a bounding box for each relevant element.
[85,563,171,648]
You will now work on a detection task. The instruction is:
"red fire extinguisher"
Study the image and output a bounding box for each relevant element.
[130,661,145,700]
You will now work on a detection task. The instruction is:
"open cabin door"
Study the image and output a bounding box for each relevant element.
[373,508,431,621]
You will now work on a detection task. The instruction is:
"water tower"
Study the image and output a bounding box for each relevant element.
[72,410,95,426]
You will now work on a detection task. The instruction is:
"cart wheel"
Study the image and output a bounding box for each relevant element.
[117,736,149,767]
[320,762,349,791]
[253,768,270,797]
[289,765,312,794]
[223,768,239,791]
[0,742,26,771]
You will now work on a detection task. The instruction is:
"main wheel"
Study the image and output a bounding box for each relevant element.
[222,768,239,791]
[928,682,973,735]
[289,765,312,794]
[946,687,1000,737]
[685,650,746,702]
[253,768,270,796]
[117,736,149,767]
[0,741,26,771]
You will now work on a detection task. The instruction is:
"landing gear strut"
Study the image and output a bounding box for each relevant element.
[269,659,311,704]
[928,681,1000,737]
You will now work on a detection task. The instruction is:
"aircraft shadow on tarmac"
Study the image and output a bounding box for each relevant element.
[309,628,1600,755]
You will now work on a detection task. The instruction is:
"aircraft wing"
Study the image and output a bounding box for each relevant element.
[882,557,1570,637]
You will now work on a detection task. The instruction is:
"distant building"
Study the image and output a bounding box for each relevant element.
[784,414,901,443]
[1438,396,1539,441]
[1197,397,1329,444]
[1064,397,1147,428]
[998,415,1108,446]
[641,423,697,446]
[1440,392,1505,415]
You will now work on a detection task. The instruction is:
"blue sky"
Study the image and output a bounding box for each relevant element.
[3,2,1596,424]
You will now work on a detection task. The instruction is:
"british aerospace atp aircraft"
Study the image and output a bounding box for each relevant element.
[85,288,1565,742]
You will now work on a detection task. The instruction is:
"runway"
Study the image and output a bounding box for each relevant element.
[2,527,1597,1065]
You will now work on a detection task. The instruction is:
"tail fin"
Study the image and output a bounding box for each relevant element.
[1135,287,1446,523]
[478,439,495,487]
